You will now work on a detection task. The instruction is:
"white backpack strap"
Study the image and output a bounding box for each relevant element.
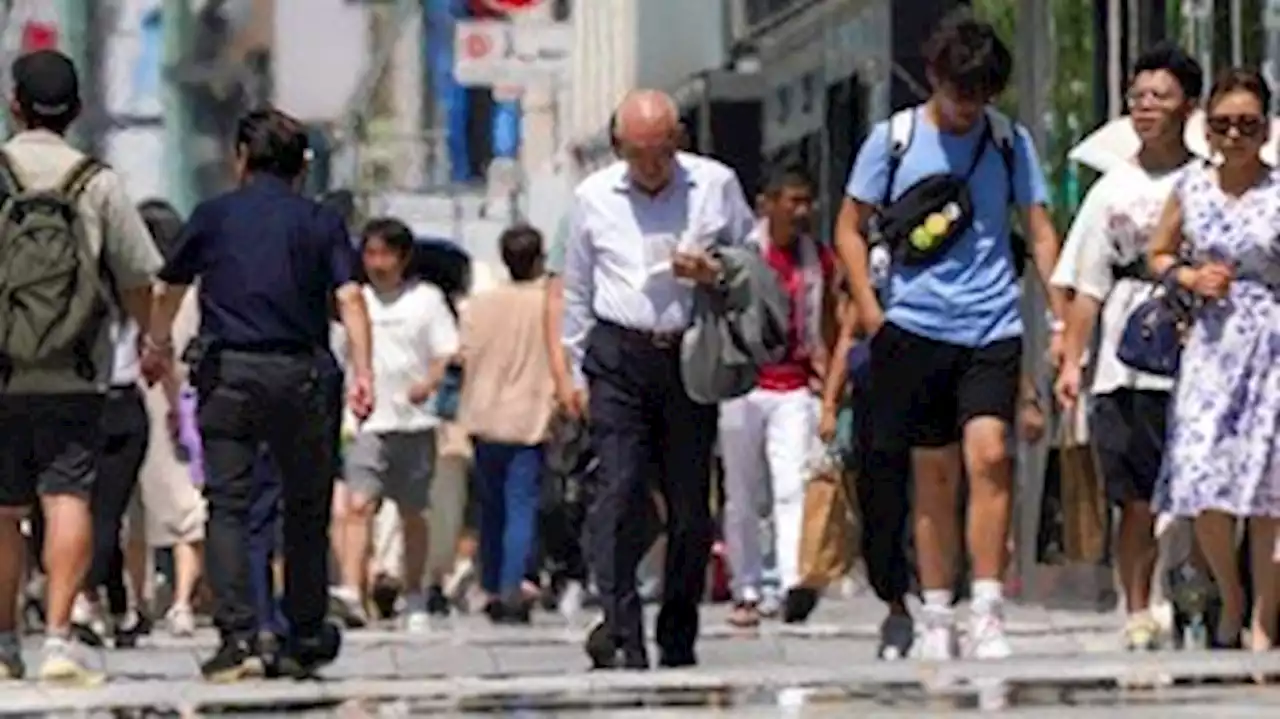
[888,109,915,158]
[985,107,1015,151]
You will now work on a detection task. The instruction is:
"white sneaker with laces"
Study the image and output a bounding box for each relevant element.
[918,610,959,661]
[969,607,1012,710]
[403,593,430,633]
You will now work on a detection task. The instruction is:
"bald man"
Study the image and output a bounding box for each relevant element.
[561,91,756,669]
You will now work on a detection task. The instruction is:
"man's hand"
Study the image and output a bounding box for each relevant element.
[348,372,375,421]
[672,250,723,285]
[1054,360,1083,412]
[407,379,436,405]
[1047,323,1065,370]
[818,403,839,444]
[554,379,585,420]
[140,335,174,386]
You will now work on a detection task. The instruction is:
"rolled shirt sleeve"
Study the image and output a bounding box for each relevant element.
[560,196,594,389]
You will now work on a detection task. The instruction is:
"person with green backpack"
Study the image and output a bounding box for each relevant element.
[0,49,163,685]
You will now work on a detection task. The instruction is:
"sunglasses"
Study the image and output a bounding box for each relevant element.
[1206,114,1266,138]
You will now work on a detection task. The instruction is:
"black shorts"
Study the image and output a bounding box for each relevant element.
[0,394,104,507]
[1090,389,1169,505]
[868,322,1022,451]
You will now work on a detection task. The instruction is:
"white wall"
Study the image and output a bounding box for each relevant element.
[273,0,369,122]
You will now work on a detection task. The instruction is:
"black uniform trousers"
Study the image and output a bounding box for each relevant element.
[583,322,717,659]
[195,347,340,644]
[852,385,912,606]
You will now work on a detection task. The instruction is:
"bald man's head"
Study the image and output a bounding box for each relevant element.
[614,90,680,193]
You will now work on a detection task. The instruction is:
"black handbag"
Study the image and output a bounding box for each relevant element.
[1116,268,1196,377]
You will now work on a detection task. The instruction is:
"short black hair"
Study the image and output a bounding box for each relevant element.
[138,199,184,262]
[1132,42,1204,101]
[499,224,544,281]
[235,107,310,180]
[764,165,814,197]
[922,9,1012,101]
[11,49,80,133]
[361,217,415,258]
[1207,67,1272,113]
[320,189,357,227]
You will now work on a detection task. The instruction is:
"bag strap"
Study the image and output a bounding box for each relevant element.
[882,109,915,207]
[985,107,1017,205]
[0,150,25,195]
[58,157,104,201]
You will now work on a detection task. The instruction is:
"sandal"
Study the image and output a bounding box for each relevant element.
[728,601,760,629]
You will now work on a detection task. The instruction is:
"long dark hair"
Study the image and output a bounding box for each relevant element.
[138,198,184,261]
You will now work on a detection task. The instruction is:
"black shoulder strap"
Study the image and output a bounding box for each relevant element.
[984,108,1018,205]
[59,157,105,200]
[0,150,25,195]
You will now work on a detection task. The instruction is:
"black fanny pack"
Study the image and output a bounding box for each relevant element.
[870,125,994,267]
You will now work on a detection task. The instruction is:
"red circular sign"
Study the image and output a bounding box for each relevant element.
[463,32,493,59]
[476,0,543,13]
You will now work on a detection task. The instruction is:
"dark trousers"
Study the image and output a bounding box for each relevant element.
[196,349,339,644]
[853,389,912,605]
[473,441,543,597]
[583,322,717,657]
[86,385,151,615]
[249,446,286,635]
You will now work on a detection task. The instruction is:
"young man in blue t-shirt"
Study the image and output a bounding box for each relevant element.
[835,10,1067,665]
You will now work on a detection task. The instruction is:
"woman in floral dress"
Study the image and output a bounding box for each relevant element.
[1149,68,1280,656]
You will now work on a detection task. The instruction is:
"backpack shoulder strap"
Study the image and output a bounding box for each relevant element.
[984,107,1018,195]
[882,109,916,205]
[58,156,106,200]
[0,150,26,195]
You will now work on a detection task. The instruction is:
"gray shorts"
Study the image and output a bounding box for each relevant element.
[343,430,436,511]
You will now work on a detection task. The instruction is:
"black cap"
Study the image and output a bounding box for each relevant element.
[12,50,80,119]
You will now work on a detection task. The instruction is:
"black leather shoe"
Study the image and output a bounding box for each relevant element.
[657,648,697,668]
[585,618,617,669]
[783,588,819,624]
[280,621,342,679]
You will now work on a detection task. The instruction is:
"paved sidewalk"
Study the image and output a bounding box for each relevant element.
[4,597,1278,715]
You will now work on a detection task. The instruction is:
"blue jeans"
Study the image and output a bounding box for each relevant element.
[473,442,543,597]
[249,446,287,635]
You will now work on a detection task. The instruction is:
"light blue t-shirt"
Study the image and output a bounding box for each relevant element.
[845,106,1049,347]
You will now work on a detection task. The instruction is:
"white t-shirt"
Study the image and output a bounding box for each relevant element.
[1050,161,1187,396]
[354,280,460,434]
[110,318,140,387]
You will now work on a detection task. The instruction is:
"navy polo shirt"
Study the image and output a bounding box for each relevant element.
[158,175,356,349]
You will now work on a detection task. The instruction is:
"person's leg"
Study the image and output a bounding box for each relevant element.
[498,445,544,618]
[868,324,961,662]
[387,431,436,629]
[717,392,767,626]
[1247,517,1279,657]
[334,432,388,627]
[167,538,203,634]
[762,388,819,623]
[247,447,284,637]
[426,451,469,614]
[0,400,31,678]
[472,440,509,610]
[1194,511,1246,647]
[655,354,718,668]
[956,337,1021,661]
[30,395,106,684]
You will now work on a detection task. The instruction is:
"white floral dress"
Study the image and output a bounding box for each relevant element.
[1156,165,1280,518]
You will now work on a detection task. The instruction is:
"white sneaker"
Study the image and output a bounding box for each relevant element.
[443,560,476,602]
[968,608,1012,660]
[968,607,1012,711]
[405,610,431,633]
[166,604,196,638]
[558,581,586,623]
[918,610,959,661]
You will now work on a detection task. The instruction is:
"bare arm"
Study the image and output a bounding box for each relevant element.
[1025,204,1069,324]
[544,276,572,390]
[834,197,883,334]
[336,282,372,380]
[1146,194,1192,285]
[820,296,859,414]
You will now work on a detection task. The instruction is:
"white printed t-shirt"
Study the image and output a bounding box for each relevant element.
[353,280,460,434]
[1050,160,1188,396]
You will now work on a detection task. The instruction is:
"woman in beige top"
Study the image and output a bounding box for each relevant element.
[458,225,556,622]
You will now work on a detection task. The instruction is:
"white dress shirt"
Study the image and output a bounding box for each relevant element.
[561,152,756,386]
[110,318,140,387]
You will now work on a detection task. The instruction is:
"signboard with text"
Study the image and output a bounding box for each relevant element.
[453,20,570,88]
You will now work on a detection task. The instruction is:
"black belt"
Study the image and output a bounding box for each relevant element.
[597,320,683,350]
[107,383,141,399]
[214,339,316,356]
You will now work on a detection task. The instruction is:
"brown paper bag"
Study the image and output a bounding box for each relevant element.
[1058,415,1108,564]
[798,459,856,589]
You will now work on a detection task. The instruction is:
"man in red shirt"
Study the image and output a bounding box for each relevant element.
[719,167,835,627]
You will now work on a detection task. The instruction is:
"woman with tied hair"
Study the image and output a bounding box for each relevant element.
[126,199,208,637]
[1148,68,1280,659]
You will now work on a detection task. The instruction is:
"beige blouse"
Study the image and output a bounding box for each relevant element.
[457,279,555,446]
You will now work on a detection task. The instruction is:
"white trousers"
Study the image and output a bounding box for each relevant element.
[719,387,816,599]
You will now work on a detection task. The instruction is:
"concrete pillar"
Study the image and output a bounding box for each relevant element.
[516,0,557,185]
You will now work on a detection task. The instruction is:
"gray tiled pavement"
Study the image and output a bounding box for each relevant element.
[3,597,1280,715]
